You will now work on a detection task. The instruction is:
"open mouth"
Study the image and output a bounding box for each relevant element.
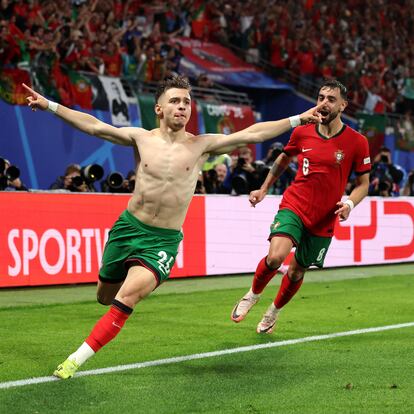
[319,110,330,117]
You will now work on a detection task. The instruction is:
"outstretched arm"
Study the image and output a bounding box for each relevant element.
[22,83,136,146]
[202,104,322,154]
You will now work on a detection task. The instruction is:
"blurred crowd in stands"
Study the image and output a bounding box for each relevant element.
[1,0,414,116]
[1,0,413,197]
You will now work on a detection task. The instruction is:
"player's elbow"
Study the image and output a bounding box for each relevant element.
[244,130,265,144]
[90,119,106,137]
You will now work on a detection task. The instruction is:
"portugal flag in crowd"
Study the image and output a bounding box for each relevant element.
[357,113,387,157]
[68,71,93,110]
[0,69,31,105]
[191,0,208,38]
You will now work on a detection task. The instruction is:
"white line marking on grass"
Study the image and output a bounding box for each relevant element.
[1,321,413,390]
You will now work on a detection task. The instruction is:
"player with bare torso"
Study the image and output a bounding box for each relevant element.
[23,76,322,379]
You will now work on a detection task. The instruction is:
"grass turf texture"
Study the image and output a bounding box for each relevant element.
[0,264,413,413]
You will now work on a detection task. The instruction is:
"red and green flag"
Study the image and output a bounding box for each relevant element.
[0,68,31,105]
[67,70,93,110]
[138,94,158,130]
[191,0,208,38]
[357,113,387,157]
[199,101,256,157]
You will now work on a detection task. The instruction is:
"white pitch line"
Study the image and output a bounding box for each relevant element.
[1,321,413,390]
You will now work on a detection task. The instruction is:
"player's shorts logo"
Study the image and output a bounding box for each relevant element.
[334,149,345,164]
[272,221,280,231]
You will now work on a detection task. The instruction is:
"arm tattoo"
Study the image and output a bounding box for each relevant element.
[270,161,284,178]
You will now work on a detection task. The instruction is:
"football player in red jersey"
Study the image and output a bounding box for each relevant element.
[231,80,371,334]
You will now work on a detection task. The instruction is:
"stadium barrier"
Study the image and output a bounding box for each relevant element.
[0,192,413,287]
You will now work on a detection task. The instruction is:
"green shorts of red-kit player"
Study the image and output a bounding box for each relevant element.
[99,210,183,285]
[269,208,332,268]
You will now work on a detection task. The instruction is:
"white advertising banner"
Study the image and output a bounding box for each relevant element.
[205,196,414,274]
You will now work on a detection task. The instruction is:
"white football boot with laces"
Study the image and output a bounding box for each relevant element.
[256,303,279,334]
[231,290,260,322]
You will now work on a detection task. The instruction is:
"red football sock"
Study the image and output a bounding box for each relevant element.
[252,256,280,294]
[274,274,303,309]
[85,299,133,353]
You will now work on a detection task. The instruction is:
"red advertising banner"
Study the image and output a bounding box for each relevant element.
[177,38,258,73]
[0,193,206,287]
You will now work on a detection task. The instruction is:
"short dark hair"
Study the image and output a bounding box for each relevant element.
[319,79,348,100]
[155,75,191,102]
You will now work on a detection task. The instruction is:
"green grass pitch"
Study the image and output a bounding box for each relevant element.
[0,264,413,414]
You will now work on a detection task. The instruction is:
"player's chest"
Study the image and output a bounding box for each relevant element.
[297,136,353,169]
[138,140,203,179]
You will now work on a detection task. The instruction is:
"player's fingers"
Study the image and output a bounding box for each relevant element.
[334,206,343,214]
[22,83,36,95]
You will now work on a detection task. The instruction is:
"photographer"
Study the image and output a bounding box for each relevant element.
[49,163,100,192]
[101,170,135,193]
[204,163,231,194]
[0,158,28,191]
[369,147,404,196]
[402,170,414,196]
[230,147,260,195]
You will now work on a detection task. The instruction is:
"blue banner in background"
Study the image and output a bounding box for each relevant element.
[1,101,135,190]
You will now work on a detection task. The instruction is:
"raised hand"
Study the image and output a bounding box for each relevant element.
[22,83,49,111]
[299,103,324,125]
[334,200,351,221]
[249,188,266,207]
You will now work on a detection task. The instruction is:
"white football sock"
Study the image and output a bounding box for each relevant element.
[68,342,95,366]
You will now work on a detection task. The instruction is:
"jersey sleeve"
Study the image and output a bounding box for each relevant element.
[353,136,371,175]
[283,127,301,156]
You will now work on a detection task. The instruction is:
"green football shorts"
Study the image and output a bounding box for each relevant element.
[269,209,332,268]
[99,210,183,285]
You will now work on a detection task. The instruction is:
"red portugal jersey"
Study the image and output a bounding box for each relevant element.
[280,123,371,237]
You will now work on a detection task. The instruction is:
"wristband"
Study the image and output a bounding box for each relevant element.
[289,115,301,128]
[47,100,58,113]
[344,199,354,211]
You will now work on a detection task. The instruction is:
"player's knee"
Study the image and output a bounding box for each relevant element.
[96,292,113,306]
[115,292,143,309]
[266,253,284,269]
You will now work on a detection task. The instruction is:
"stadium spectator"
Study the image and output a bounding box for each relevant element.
[2,0,414,119]
[369,146,404,197]
[0,157,28,191]
[49,163,98,192]
[230,146,261,195]
[203,163,231,194]
[402,170,414,196]
[101,170,135,193]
